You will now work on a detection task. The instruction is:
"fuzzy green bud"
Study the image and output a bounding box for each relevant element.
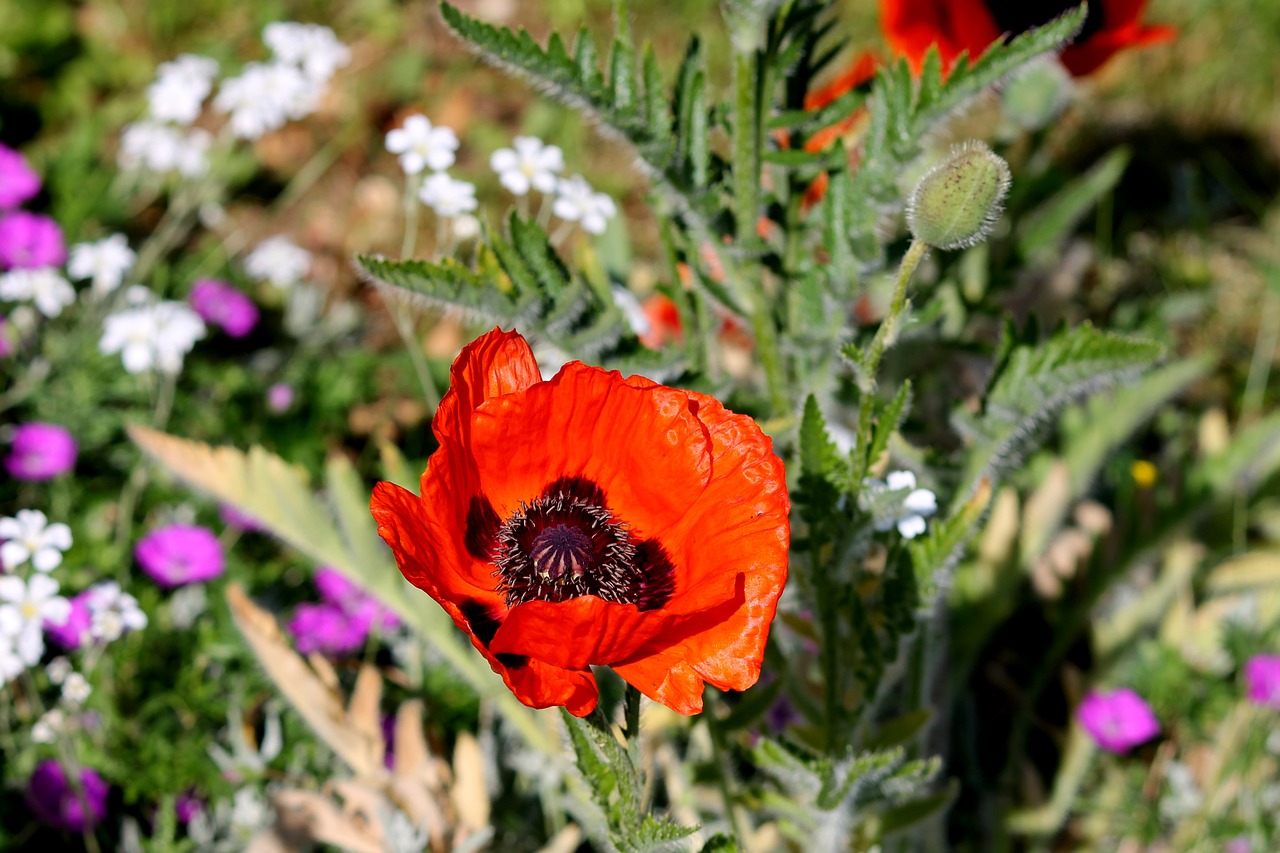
[906,141,1011,251]
[1002,59,1072,131]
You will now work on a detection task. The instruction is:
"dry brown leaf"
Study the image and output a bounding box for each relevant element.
[394,700,432,777]
[274,788,383,853]
[450,732,490,831]
[349,665,386,770]
[225,583,385,778]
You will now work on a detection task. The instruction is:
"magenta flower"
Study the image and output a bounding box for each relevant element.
[266,382,294,413]
[1244,654,1280,710]
[45,590,92,650]
[287,602,371,655]
[134,524,225,587]
[0,144,40,209]
[0,212,65,270]
[314,567,400,632]
[1078,688,1161,753]
[188,278,259,338]
[5,422,77,480]
[219,504,266,533]
[26,760,109,832]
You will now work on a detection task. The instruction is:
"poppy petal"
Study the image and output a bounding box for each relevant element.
[612,652,707,715]
[468,362,713,539]
[433,326,542,449]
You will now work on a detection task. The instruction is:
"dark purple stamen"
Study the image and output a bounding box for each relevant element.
[489,477,676,611]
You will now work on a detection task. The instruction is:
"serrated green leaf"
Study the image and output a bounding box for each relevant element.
[355,254,524,324]
[951,323,1163,504]
[879,780,957,834]
[909,476,993,603]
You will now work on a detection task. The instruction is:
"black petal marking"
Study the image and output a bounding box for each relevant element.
[464,495,501,561]
[983,0,1105,43]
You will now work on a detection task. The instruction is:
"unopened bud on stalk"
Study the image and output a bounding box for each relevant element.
[906,141,1011,251]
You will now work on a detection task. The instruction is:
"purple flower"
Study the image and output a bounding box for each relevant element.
[219,504,266,533]
[0,144,40,209]
[26,760,109,832]
[174,791,204,824]
[188,278,259,338]
[314,567,400,632]
[1077,688,1160,753]
[288,602,371,655]
[134,524,225,587]
[266,382,294,413]
[5,422,77,480]
[1244,654,1280,710]
[0,211,65,270]
[45,591,92,650]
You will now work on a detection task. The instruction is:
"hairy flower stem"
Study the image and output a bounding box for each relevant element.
[388,175,440,409]
[853,239,928,462]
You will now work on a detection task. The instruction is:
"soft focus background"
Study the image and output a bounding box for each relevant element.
[1,0,1278,851]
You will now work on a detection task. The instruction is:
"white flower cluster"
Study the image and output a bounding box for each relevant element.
[552,174,618,235]
[67,234,136,297]
[121,53,219,177]
[119,121,213,178]
[490,135,616,234]
[215,23,349,140]
[0,267,75,318]
[0,510,73,686]
[869,470,938,540]
[100,286,207,374]
[244,235,312,289]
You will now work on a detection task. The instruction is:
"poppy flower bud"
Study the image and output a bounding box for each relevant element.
[906,141,1011,251]
[1002,59,1073,131]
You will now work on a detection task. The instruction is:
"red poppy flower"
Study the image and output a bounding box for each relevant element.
[371,328,790,716]
[880,0,1173,77]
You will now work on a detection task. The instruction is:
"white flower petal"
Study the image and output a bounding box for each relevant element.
[897,514,927,539]
[0,541,29,570]
[31,547,63,573]
[0,577,25,605]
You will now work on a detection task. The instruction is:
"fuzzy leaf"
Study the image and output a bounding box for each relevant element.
[951,323,1163,503]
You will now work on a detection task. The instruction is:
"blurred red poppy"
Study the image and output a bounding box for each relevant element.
[879,0,1174,77]
[371,328,790,716]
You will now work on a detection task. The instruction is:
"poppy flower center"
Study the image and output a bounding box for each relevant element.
[469,477,676,612]
[982,0,1105,43]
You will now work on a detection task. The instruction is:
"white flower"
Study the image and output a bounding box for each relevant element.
[68,234,136,296]
[61,672,91,705]
[214,62,320,140]
[452,214,482,241]
[85,581,147,642]
[0,267,76,318]
[385,115,459,175]
[418,173,477,218]
[490,136,563,196]
[0,573,71,666]
[552,175,617,235]
[118,122,211,177]
[0,634,24,685]
[100,299,205,375]
[152,301,207,374]
[147,54,219,125]
[263,22,350,82]
[0,509,73,572]
[46,656,71,685]
[244,236,311,288]
[31,710,62,744]
[875,470,938,539]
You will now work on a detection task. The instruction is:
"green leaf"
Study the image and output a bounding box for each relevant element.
[1017,147,1131,259]
[865,709,932,751]
[951,323,1164,504]
[879,780,957,835]
[699,835,741,853]
[909,477,994,603]
[355,254,528,324]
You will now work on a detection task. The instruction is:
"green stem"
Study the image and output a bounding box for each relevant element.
[706,712,749,844]
[732,50,762,244]
[750,294,789,416]
[863,239,928,383]
[385,175,440,409]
